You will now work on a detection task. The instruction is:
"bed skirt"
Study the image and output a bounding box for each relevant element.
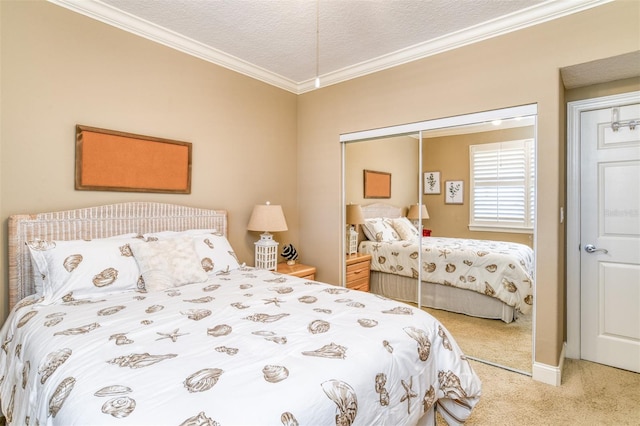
[370,271,517,323]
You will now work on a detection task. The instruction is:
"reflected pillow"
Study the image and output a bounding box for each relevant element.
[362,218,399,242]
[391,217,420,240]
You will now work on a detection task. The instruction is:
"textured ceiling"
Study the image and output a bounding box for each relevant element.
[51,0,613,93]
[98,0,543,82]
[561,51,640,89]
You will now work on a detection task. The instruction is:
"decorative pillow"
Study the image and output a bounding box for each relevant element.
[361,221,375,241]
[361,218,399,242]
[391,217,420,240]
[27,235,143,302]
[144,229,241,274]
[129,236,208,292]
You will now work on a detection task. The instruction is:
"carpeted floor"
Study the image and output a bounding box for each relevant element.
[422,306,532,374]
[438,358,640,425]
[423,306,640,425]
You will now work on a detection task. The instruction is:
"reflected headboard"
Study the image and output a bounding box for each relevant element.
[361,202,404,219]
[8,202,227,309]
[357,203,405,242]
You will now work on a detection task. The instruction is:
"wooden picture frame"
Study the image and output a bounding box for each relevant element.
[75,125,192,194]
[445,180,464,204]
[423,171,441,194]
[364,169,391,198]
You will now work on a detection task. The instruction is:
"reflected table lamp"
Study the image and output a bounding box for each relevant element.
[247,202,288,270]
[407,203,429,230]
[346,204,365,255]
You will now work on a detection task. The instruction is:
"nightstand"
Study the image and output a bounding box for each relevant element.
[276,262,316,280]
[346,253,372,292]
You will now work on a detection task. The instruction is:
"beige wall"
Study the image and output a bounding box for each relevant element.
[0,1,299,320]
[297,1,639,368]
[422,126,535,247]
[345,135,419,210]
[1,0,639,372]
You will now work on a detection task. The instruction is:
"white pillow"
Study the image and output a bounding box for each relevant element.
[361,218,399,242]
[144,229,240,274]
[391,217,420,240]
[129,236,208,292]
[27,235,143,302]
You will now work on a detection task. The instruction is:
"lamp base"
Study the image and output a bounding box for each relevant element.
[347,225,359,255]
[255,232,278,271]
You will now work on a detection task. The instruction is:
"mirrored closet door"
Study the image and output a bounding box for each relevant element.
[341,105,537,374]
[343,134,422,295]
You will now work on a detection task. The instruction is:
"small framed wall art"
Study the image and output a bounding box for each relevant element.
[363,169,391,198]
[423,171,441,194]
[445,180,464,204]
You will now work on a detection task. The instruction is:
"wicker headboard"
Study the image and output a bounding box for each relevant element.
[8,202,227,309]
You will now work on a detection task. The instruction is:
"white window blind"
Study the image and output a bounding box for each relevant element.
[469,139,534,232]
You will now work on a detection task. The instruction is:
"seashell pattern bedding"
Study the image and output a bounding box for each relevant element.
[360,236,535,315]
[0,266,481,425]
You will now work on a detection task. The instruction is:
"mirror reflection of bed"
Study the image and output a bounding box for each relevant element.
[342,107,536,375]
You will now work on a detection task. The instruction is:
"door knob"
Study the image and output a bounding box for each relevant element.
[584,244,608,254]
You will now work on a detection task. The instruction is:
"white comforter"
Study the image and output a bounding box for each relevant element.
[0,267,481,426]
[360,237,534,314]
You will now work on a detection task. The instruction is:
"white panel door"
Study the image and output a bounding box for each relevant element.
[580,101,640,373]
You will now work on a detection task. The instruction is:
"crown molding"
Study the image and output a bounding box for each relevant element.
[49,0,612,95]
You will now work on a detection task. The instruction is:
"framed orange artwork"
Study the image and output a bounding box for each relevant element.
[75,125,192,194]
[363,169,391,198]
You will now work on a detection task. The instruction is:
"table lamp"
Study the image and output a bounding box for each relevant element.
[407,203,429,228]
[346,204,365,255]
[247,202,288,270]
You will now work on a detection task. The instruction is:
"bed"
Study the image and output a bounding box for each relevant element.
[1,202,481,425]
[357,203,534,323]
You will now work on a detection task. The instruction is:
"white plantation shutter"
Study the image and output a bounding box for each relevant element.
[469,139,534,232]
[529,140,535,225]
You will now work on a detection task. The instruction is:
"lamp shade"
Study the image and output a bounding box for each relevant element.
[346,204,365,225]
[247,202,288,232]
[407,204,429,220]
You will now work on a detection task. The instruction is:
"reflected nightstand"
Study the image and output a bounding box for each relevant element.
[346,253,372,292]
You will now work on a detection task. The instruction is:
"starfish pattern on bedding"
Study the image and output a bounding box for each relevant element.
[156,329,188,342]
[401,377,418,414]
[263,297,285,307]
[438,248,452,259]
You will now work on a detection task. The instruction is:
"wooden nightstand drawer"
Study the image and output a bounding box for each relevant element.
[348,276,370,292]
[298,272,315,280]
[277,263,316,280]
[345,253,372,292]
[346,261,369,282]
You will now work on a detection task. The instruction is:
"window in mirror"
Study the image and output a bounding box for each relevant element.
[469,139,535,233]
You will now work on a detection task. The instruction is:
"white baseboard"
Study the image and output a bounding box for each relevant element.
[532,342,566,386]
